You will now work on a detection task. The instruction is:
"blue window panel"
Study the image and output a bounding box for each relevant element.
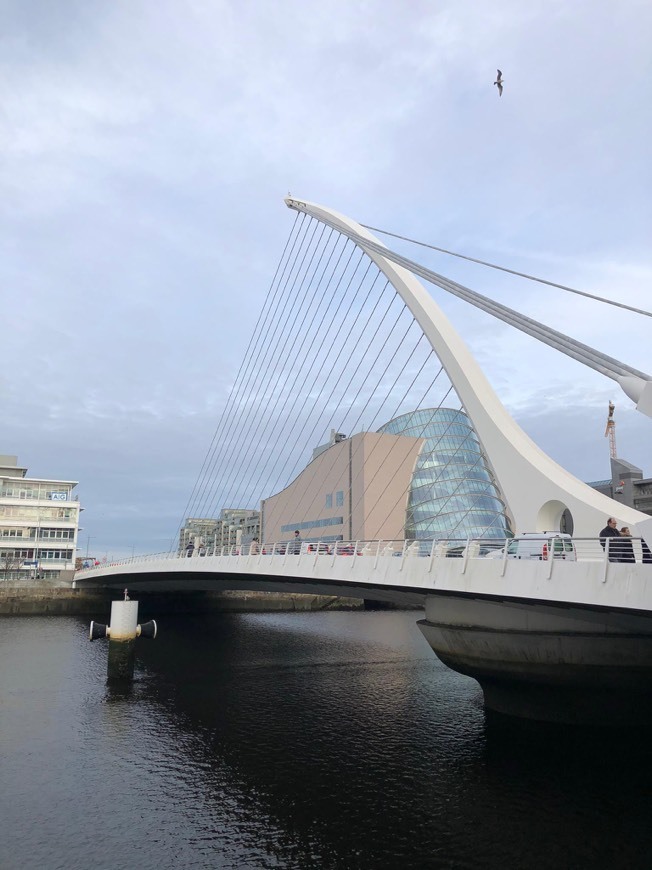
[281,517,344,533]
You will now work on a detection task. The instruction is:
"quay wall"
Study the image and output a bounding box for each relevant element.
[0,584,364,616]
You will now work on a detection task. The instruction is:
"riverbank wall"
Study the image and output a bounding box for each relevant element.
[0,584,365,616]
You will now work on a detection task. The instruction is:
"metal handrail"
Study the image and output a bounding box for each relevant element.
[74,536,652,573]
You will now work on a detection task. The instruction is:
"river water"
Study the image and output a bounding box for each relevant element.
[1,608,651,869]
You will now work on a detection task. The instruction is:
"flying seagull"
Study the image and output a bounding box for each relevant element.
[494,69,503,96]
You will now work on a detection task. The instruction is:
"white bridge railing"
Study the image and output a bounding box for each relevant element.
[77,536,652,574]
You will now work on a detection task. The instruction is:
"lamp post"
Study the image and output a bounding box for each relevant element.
[33,509,41,581]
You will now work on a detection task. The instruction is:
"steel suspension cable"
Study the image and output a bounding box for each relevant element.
[366,393,503,542]
[241,246,371,510]
[402,433,509,538]
[214,231,357,515]
[265,285,404,523]
[362,224,652,319]
[253,263,384,511]
[182,211,315,525]
[298,213,652,384]
[279,308,437,532]
[195,218,332,520]
[170,209,303,549]
[207,225,348,518]
[343,347,448,537]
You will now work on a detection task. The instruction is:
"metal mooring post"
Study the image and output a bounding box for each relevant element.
[89,589,157,681]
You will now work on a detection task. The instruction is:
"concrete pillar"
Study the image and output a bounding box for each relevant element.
[89,594,157,682]
[107,599,139,681]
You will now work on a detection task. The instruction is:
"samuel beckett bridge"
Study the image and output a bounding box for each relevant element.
[78,197,652,725]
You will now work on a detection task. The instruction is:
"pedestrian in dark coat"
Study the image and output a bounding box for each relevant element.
[599,517,621,562]
[616,527,636,563]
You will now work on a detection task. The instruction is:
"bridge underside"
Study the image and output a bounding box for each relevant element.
[78,569,428,608]
[79,568,652,726]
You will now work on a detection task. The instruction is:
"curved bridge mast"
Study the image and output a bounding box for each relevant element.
[285,197,651,543]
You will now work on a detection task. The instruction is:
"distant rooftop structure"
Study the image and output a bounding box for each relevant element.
[588,457,652,517]
[0,455,27,479]
[312,430,347,462]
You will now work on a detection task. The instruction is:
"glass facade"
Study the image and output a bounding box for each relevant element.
[378,409,511,541]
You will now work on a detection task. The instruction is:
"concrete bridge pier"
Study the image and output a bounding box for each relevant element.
[106,599,139,681]
[89,595,157,681]
[418,595,652,726]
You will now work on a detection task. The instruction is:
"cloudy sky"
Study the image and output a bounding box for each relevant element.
[2,0,650,558]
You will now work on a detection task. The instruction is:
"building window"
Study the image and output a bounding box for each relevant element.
[281,517,344,533]
[325,493,332,508]
[336,490,344,507]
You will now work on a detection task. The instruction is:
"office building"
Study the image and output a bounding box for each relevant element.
[179,508,260,553]
[0,455,80,581]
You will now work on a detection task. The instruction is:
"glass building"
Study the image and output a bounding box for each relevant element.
[378,409,511,541]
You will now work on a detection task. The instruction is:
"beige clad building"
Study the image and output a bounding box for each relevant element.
[261,430,423,545]
[0,454,80,581]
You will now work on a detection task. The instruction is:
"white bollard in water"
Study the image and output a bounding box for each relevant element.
[108,599,139,640]
[89,590,157,681]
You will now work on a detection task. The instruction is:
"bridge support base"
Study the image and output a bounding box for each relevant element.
[434,654,652,726]
[107,638,136,682]
[418,595,652,726]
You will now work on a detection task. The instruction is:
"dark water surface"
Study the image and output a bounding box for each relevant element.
[1,609,651,869]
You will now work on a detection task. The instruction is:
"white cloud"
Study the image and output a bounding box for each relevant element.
[1,0,650,555]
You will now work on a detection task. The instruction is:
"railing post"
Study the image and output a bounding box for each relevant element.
[399,539,408,572]
[500,538,509,577]
[428,539,436,574]
[602,537,610,583]
[461,538,471,574]
[373,541,382,571]
[547,537,556,580]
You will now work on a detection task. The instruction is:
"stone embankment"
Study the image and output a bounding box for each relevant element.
[0,583,364,616]
[0,584,107,615]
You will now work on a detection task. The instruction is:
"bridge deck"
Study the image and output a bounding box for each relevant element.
[76,539,652,615]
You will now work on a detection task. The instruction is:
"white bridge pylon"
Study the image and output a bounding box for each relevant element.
[284,197,652,546]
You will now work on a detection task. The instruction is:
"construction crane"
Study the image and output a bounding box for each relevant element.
[604,401,617,459]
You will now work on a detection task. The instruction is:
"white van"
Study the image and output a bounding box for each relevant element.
[486,532,576,561]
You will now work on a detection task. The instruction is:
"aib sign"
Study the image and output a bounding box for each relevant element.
[49,492,68,501]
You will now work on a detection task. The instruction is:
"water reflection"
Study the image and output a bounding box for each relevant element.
[1,611,652,869]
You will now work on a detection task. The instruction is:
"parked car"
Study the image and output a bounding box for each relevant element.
[485,532,576,561]
[335,544,362,556]
[304,542,331,554]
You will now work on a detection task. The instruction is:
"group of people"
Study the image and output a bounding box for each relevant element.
[184,540,206,557]
[599,517,652,563]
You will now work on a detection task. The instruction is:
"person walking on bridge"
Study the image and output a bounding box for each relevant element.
[291,529,302,555]
[599,517,620,561]
[615,527,636,563]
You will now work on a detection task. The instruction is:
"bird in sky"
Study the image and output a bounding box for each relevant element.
[494,69,503,96]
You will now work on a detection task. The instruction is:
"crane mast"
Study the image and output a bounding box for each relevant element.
[604,401,617,459]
